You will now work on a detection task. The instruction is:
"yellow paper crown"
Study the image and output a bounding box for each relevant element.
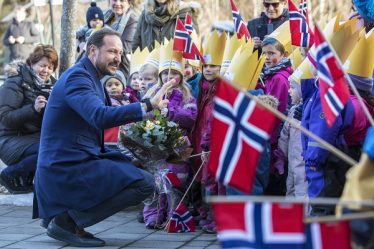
[345,30,374,78]
[130,47,150,76]
[224,49,266,90]
[290,47,303,69]
[220,33,247,74]
[146,41,161,70]
[159,39,184,75]
[323,14,362,64]
[202,30,227,66]
[267,21,292,55]
[289,53,316,84]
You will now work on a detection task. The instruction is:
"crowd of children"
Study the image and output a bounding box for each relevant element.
[86,9,374,234]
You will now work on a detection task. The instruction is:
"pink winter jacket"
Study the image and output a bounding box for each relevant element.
[257,66,293,146]
[344,96,374,146]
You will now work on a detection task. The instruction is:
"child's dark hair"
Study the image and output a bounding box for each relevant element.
[261,37,285,55]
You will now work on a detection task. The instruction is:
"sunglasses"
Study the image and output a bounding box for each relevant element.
[263,2,281,8]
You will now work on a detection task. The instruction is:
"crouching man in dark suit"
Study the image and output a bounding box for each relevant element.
[34,28,175,247]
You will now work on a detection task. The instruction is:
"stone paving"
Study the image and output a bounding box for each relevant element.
[0,204,220,249]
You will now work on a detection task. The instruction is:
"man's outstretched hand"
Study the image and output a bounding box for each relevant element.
[150,79,177,109]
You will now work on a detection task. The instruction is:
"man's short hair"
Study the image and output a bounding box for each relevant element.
[85,28,121,55]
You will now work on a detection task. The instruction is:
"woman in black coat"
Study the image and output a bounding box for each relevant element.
[0,45,58,194]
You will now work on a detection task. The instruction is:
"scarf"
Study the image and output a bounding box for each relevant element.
[144,4,171,27]
[260,58,292,81]
[28,66,53,91]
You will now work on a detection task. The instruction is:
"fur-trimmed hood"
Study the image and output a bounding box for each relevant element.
[4,59,24,78]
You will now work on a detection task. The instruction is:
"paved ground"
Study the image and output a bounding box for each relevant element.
[0,204,219,249]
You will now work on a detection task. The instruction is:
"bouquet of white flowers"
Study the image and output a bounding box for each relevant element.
[119,110,192,173]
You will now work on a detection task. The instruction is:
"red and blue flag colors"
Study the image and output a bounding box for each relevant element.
[184,13,193,35]
[298,0,309,23]
[213,202,305,248]
[314,24,350,127]
[173,18,204,62]
[305,221,351,249]
[207,79,277,193]
[229,0,251,39]
[164,170,181,188]
[288,0,314,48]
[166,203,196,233]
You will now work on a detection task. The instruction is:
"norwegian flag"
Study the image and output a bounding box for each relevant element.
[164,170,181,188]
[230,0,251,39]
[166,203,196,233]
[213,202,305,248]
[315,23,350,127]
[184,13,193,35]
[173,18,204,62]
[288,0,314,48]
[305,221,351,249]
[298,0,309,22]
[207,79,277,193]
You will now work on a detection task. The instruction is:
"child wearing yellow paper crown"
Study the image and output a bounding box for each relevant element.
[190,30,227,234]
[253,21,293,194]
[141,40,197,229]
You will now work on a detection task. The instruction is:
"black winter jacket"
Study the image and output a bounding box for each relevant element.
[0,65,56,164]
[247,9,289,41]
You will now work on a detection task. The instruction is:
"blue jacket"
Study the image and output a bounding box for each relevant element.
[186,73,201,98]
[364,127,374,159]
[301,79,354,168]
[35,57,144,218]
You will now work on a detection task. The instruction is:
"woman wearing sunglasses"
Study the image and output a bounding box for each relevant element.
[247,0,288,50]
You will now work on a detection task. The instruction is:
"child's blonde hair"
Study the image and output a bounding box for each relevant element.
[143,70,192,103]
[139,63,158,79]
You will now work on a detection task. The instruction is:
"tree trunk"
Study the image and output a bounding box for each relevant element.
[0,0,4,16]
[59,0,77,76]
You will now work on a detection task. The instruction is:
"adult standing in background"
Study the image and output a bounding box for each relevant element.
[104,0,138,78]
[104,0,138,54]
[247,0,288,50]
[132,0,200,52]
[3,6,40,62]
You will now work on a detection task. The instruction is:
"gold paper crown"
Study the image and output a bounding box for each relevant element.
[323,14,362,63]
[289,53,316,84]
[220,33,248,74]
[345,30,374,78]
[130,47,150,76]
[159,39,184,75]
[146,41,162,70]
[267,21,292,55]
[290,47,303,69]
[224,49,266,90]
[331,20,361,63]
[202,30,227,66]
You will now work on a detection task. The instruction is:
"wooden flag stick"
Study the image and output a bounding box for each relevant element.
[305,211,374,223]
[206,195,374,208]
[222,77,358,166]
[207,195,374,223]
[313,20,374,126]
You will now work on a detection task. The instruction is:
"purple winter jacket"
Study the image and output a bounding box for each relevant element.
[167,88,197,133]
